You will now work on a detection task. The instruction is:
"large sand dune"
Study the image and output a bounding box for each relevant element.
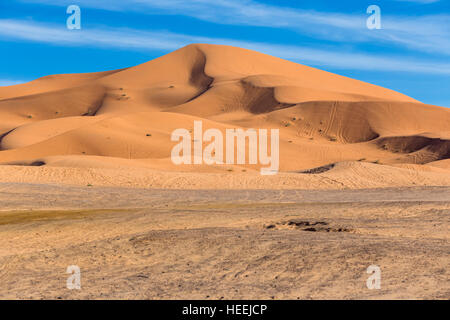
[0,44,449,188]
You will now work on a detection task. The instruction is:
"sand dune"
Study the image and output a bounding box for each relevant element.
[0,44,449,188]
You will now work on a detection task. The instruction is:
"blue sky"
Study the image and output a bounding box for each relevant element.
[1,0,449,107]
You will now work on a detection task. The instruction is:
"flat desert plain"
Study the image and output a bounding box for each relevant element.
[0,184,449,299]
[0,44,449,299]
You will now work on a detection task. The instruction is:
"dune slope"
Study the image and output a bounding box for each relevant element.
[0,44,449,188]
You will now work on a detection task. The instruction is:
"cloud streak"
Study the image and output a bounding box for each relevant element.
[0,79,28,86]
[18,0,450,56]
[1,19,449,75]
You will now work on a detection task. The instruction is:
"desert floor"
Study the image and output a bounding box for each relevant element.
[0,183,448,299]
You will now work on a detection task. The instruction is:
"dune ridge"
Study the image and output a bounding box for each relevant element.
[0,43,449,189]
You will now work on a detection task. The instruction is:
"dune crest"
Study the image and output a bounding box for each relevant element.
[0,44,449,188]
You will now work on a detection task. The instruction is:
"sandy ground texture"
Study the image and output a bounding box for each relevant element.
[0,161,449,190]
[0,183,448,299]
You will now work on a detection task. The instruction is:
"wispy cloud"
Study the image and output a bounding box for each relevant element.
[1,19,449,75]
[18,0,450,56]
[0,79,27,86]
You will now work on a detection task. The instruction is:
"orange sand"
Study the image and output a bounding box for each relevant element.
[0,44,448,188]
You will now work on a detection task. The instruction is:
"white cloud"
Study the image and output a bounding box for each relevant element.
[0,79,27,86]
[18,0,450,55]
[0,19,449,75]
